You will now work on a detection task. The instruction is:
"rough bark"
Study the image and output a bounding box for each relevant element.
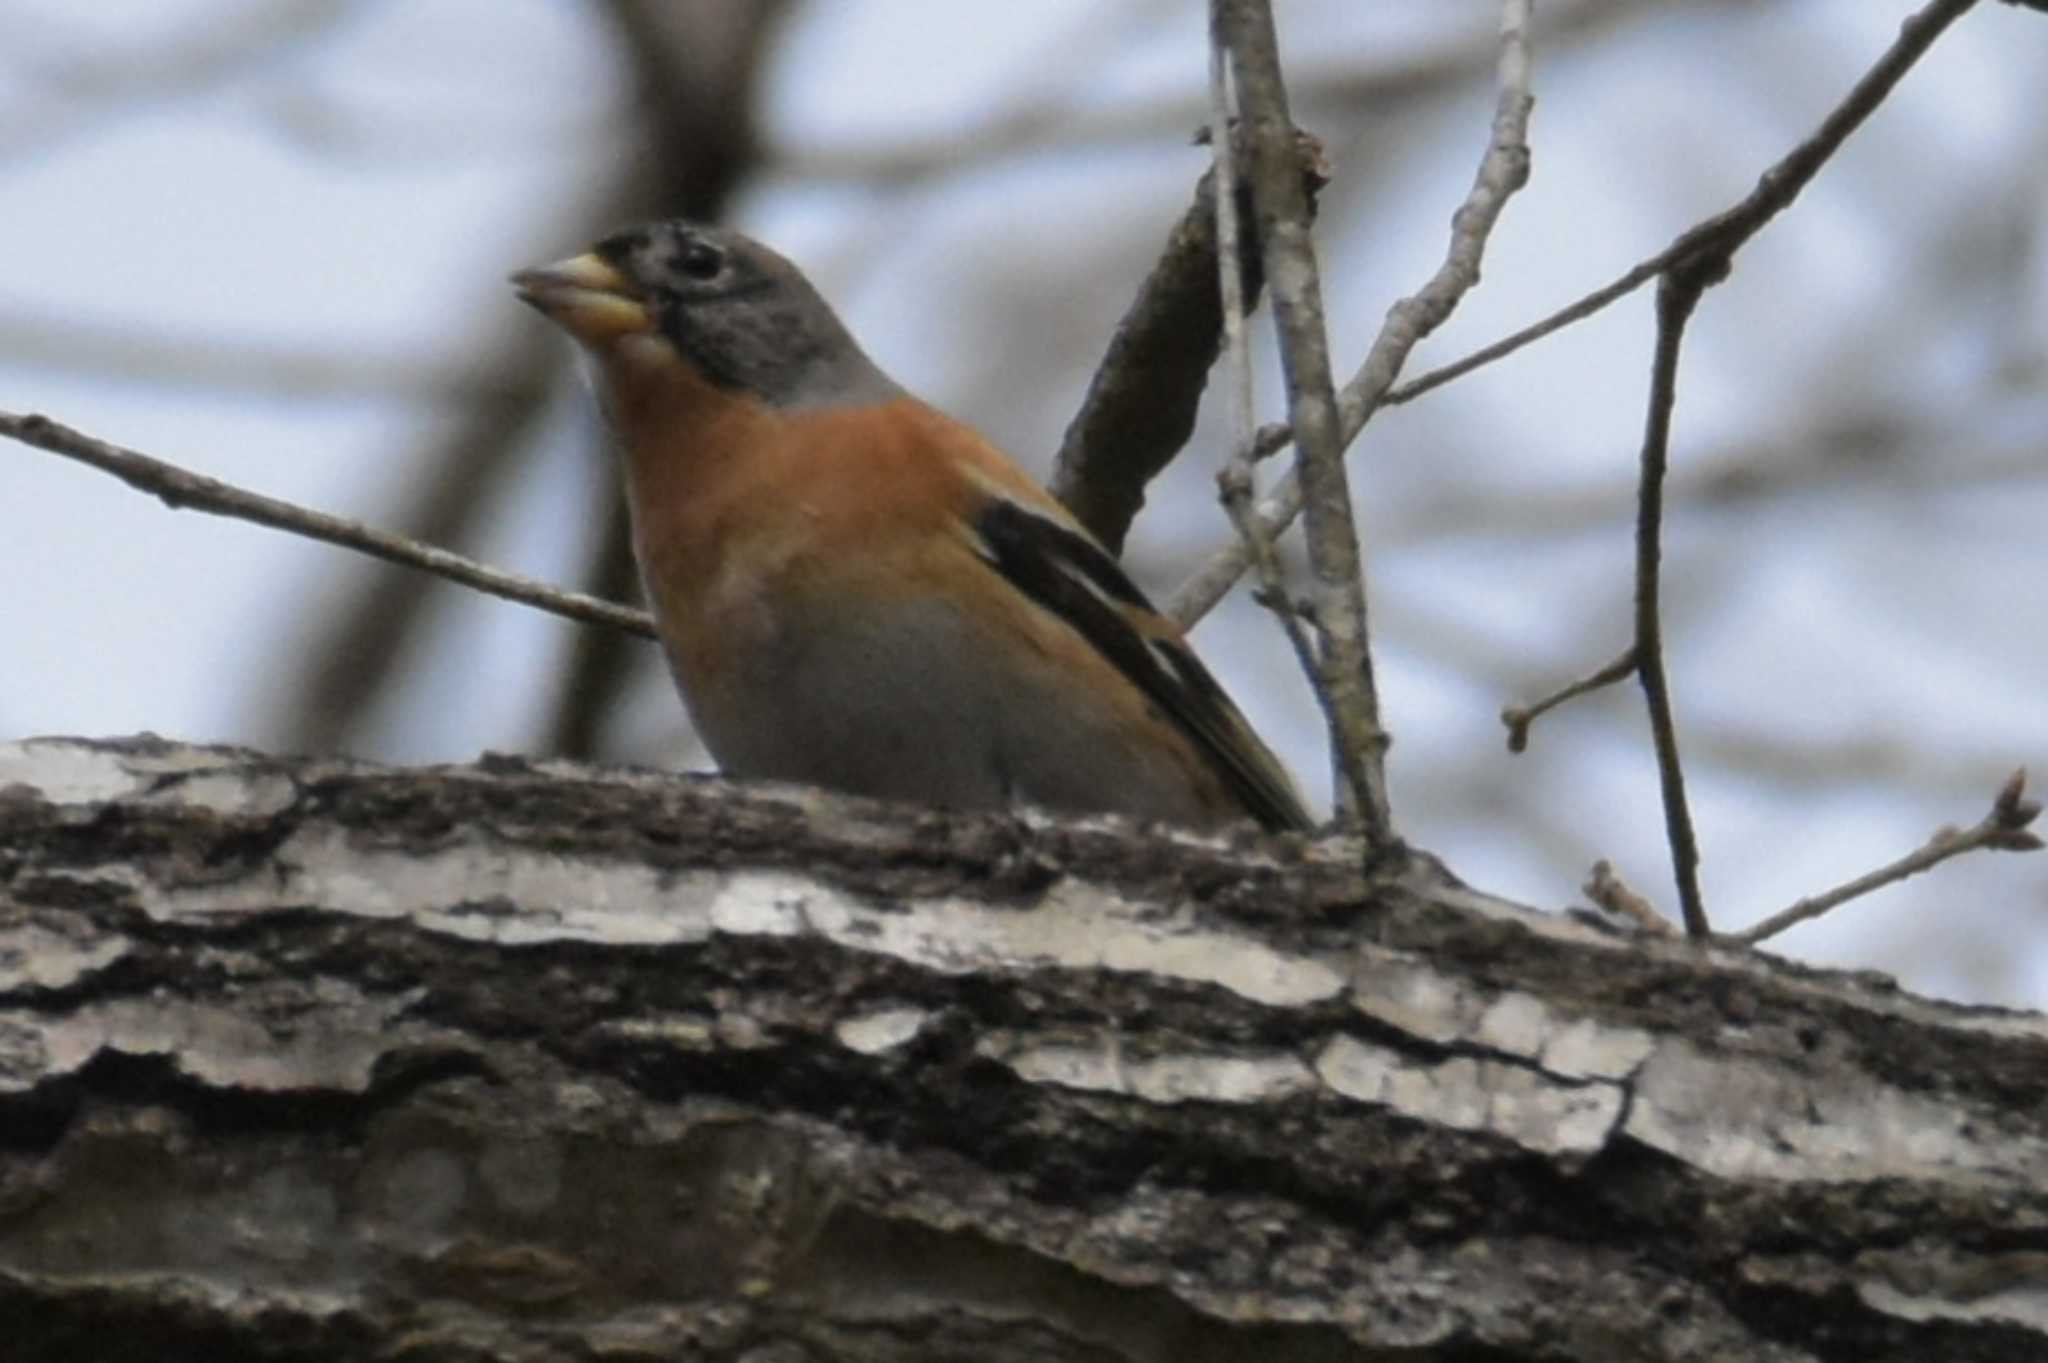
[1,736,2043,1363]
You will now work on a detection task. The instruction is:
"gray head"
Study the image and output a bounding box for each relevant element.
[513,220,901,412]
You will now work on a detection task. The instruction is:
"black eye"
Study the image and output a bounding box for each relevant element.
[677,240,724,281]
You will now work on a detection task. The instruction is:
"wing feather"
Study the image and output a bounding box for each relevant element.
[972,497,1311,832]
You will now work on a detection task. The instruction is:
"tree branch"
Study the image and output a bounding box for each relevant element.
[1,408,656,640]
[1634,276,1709,937]
[4,735,2047,1361]
[1493,0,1988,936]
[1206,50,1328,747]
[1170,0,1535,626]
[1213,0,1391,838]
[1737,769,2042,945]
[1048,131,1327,555]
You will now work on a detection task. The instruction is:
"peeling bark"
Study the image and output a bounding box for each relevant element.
[1,736,2044,1362]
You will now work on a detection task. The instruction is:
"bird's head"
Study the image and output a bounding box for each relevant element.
[512,220,898,412]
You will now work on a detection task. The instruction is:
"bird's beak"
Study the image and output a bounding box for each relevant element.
[510,252,652,343]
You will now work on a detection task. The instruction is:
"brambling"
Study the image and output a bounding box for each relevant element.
[512,220,1310,833]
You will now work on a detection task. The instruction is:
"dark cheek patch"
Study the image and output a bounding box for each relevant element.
[659,293,815,400]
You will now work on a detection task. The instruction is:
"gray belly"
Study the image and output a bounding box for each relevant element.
[670,594,1212,825]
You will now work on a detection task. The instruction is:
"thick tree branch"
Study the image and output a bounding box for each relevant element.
[3,736,2047,1361]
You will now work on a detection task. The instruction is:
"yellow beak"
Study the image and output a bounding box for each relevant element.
[510,252,652,343]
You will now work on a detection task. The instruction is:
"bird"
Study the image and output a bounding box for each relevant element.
[512,220,1310,833]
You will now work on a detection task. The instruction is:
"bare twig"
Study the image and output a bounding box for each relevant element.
[1634,276,1710,938]
[1559,0,1984,937]
[1171,0,1536,625]
[1737,770,2043,946]
[1,409,657,641]
[1583,860,1679,937]
[1214,0,1390,838]
[1174,0,1986,625]
[1501,648,1637,753]
[1643,0,1982,299]
[1205,45,1325,743]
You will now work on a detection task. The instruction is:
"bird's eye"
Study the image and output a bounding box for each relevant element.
[677,240,725,281]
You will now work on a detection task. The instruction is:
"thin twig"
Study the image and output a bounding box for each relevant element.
[1170,0,1536,626]
[1577,0,1984,937]
[1737,770,2043,946]
[1501,647,1637,753]
[1172,0,1979,624]
[1214,0,1391,838]
[1205,44,1326,763]
[1,409,657,640]
[1635,277,1709,938]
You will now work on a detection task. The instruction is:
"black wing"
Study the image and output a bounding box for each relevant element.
[974,497,1311,832]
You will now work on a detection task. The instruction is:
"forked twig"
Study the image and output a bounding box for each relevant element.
[1170,0,1536,626]
[1172,0,1982,624]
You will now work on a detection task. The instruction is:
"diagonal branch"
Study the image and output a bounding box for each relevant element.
[1737,770,2042,946]
[1,409,656,641]
[1049,132,1327,555]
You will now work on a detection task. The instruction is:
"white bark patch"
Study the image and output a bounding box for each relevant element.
[1313,1034,1623,1155]
[835,1007,931,1055]
[998,1039,1316,1105]
[0,923,130,992]
[117,819,1342,1010]
[5,993,394,1094]
[1349,948,1481,1044]
[0,739,150,804]
[0,737,298,814]
[1626,1038,2048,1188]
[1857,1264,2048,1332]
[793,876,1345,1006]
[1351,950,1654,1080]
